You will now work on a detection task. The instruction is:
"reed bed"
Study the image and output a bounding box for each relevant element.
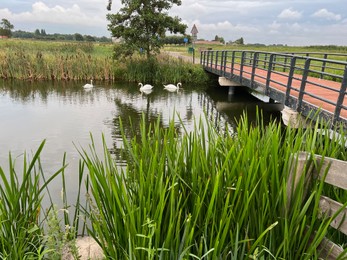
[0,40,208,84]
[0,44,116,81]
[122,54,208,84]
[79,114,347,259]
[1,112,346,259]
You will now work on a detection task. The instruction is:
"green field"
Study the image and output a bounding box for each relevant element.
[1,39,346,82]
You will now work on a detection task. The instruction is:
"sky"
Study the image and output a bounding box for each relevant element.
[0,0,346,46]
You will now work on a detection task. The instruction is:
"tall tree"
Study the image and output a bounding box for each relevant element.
[74,33,84,41]
[106,0,187,59]
[0,18,14,37]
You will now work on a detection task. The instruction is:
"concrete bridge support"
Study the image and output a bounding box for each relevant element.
[281,106,310,128]
[218,77,243,96]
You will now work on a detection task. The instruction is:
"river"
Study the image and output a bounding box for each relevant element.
[0,79,282,206]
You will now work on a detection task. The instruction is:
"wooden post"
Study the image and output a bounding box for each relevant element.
[287,152,347,259]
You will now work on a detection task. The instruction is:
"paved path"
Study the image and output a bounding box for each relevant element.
[164,51,200,64]
[207,63,347,120]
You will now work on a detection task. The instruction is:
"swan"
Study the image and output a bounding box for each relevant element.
[163,82,182,91]
[140,88,153,95]
[83,80,93,89]
[138,83,154,91]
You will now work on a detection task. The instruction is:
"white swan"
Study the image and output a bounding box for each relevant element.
[163,82,182,91]
[138,83,154,91]
[140,88,153,95]
[83,80,93,89]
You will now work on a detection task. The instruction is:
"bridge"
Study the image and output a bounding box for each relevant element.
[200,50,347,130]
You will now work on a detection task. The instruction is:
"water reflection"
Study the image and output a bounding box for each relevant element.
[0,79,282,205]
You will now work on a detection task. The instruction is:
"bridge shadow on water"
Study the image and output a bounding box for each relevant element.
[205,81,284,127]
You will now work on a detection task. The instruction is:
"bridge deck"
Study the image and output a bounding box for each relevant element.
[201,50,347,129]
[238,65,347,118]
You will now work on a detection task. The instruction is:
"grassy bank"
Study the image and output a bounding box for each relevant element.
[0,39,208,84]
[2,39,346,83]
[2,113,345,258]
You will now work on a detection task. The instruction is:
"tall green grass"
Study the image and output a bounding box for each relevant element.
[0,43,115,81]
[0,141,65,259]
[0,40,209,84]
[0,113,346,258]
[122,54,208,84]
[80,113,347,259]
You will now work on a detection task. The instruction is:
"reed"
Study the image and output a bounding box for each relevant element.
[0,141,65,259]
[124,54,208,84]
[0,112,346,258]
[0,40,208,83]
[79,113,347,259]
[0,40,116,81]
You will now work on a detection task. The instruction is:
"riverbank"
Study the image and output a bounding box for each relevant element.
[1,112,346,259]
[0,39,208,84]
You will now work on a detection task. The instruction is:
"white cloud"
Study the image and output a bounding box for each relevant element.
[288,22,302,31]
[1,0,346,45]
[12,2,106,26]
[312,9,341,21]
[277,8,302,20]
[268,21,281,31]
[0,8,12,18]
[0,1,109,36]
[278,8,302,20]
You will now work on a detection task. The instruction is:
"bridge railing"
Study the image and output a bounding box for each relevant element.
[200,50,347,128]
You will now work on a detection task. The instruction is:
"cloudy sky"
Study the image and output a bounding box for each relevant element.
[1,0,346,45]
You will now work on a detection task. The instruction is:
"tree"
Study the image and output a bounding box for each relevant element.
[34,29,41,37]
[0,18,14,37]
[234,37,244,45]
[214,35,225,44]
[106,0,187,59]
[85,35,96,42]
[74,33,84,41]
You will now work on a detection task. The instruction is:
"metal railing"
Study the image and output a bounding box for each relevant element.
[201,50,347,129]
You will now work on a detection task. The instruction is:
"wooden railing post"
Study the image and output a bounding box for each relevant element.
[288,152,347,259]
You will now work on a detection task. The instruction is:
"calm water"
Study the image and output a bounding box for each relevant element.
[0,79,282,205]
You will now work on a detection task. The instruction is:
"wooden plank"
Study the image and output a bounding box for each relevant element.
[288,152,347,259]
[317,236,344,260]
[287,152,313,209]
[312,154,347,190]
[319,195,347,236]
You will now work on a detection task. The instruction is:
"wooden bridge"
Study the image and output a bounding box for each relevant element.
[200,50,347,129]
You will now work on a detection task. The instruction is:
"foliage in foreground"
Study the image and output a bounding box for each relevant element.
[80,114,347,259]
[0,141,64,259]
[0,113,346,259]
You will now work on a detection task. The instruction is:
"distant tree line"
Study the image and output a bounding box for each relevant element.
[161,35,192,45]
[11,29,111,42]
[226,37,244,45]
